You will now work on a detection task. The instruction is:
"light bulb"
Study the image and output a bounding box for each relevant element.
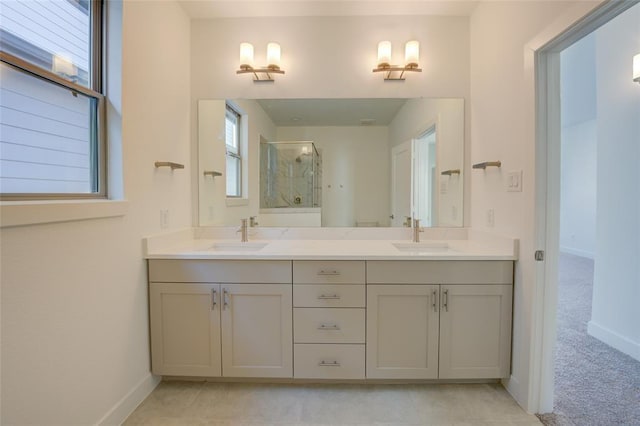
[239,42,254,69]
[267,42,281,69]
[377,41,391,67]
[405,40,419,68]
[633,53,640,83]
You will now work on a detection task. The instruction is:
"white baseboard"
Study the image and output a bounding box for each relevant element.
[588,321,640,362]
[96,373,161,426]
[502,375,529,412]
[559,246,594,259]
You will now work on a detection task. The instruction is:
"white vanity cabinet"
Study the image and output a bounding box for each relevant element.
[149,282,222,377]
[366,261,513,380]
[366,284,440,379]
[292,261,366,379]
[148,260,293,378]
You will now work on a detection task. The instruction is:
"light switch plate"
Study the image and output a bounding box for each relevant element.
[507,170,523,192]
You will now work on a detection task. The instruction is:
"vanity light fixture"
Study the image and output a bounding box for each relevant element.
[237,42,285,82]
[373,40,422,81]
[633,53,640,84]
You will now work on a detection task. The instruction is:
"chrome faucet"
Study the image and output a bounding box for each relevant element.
[412,218,424,243]
[237,218,249,242]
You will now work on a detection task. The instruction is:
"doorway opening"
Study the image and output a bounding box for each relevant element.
[390,126,437,228]
[535,2,640,424]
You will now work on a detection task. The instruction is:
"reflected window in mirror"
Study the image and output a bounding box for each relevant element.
[225,105,242,197]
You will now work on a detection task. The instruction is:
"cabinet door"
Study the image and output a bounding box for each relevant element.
[221,284,293,377]
[439,284,512,379]
[149,283,221,377]
[366,285,439,379]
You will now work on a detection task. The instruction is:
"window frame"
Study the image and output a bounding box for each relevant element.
[0,0,106,201]
[225,104,242,198]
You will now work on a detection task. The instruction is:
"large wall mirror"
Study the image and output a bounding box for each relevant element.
[198,98,464,228]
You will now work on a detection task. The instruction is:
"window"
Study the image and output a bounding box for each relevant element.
[0,0,105,199]
[225,105,241,197]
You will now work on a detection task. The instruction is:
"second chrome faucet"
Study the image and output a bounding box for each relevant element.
[412,218,424,243]
[238,218,249,242]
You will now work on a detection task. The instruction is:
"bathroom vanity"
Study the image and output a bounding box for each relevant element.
[145,228,516,382]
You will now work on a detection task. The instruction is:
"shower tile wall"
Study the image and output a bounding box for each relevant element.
[261,142,321,209]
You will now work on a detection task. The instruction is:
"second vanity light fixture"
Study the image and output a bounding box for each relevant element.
[373,40,422,81]
[237,42,285,82]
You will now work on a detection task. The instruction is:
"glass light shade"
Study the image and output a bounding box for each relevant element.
[239,42,254,68]
[52,54,77,77]
[405,40,420,67]
[267,42,281,69]
[377,41,392,67]
[634,53,640,82]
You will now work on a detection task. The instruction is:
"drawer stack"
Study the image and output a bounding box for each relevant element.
[292,260,366,379]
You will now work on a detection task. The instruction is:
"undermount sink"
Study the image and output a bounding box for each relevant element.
[392,242,451,253]
[203,242,269,252]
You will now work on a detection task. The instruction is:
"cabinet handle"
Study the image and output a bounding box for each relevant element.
[223,288,229,310]
[318,360,341,367]
[432,289,438,312]
[317,294,341,300]
[211,289,217,310]
[318,270,340,276]
[442,289,449,312]
[317,324,341,330]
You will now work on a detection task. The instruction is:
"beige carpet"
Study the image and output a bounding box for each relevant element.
[537,253,640,426]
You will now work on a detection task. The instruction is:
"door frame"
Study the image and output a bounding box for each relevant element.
[529,0,637,413]
[390,140,413,227]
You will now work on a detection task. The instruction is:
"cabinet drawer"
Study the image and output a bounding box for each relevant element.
[294,308,365,343]
[294,344,365,379]
[148,260,292,283]
[366,261,513,285]
[294,284,365,308]
[293,261,365,284]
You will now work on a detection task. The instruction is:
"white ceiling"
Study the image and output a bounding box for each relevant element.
[179,1,479,19]
[256,98,409,126]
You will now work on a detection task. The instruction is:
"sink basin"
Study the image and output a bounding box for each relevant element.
[392,242,451,253]
[203,242,268,252]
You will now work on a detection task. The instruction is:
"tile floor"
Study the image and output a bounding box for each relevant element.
[124,381,541,425]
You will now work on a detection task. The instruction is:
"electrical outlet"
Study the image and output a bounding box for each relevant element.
[487,209,495,228]
[507,170,523,192]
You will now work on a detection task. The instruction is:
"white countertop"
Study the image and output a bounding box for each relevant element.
[144,228,518,261]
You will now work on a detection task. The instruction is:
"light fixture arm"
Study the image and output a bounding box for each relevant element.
[236,65,285,82]
[372,64,422,81]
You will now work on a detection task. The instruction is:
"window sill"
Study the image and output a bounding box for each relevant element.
[226,198,249,207]
[0,199,129,228]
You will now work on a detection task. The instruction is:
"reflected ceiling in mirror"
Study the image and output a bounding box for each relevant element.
[197,98,464,228]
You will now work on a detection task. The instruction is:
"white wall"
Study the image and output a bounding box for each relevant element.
[589,4,640,361]
[276,126,389,227]
[191,15,470,225]
[559,120,597,257]
[469,0,600,411]
[0,1,192,424]
[559,34,597,258]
